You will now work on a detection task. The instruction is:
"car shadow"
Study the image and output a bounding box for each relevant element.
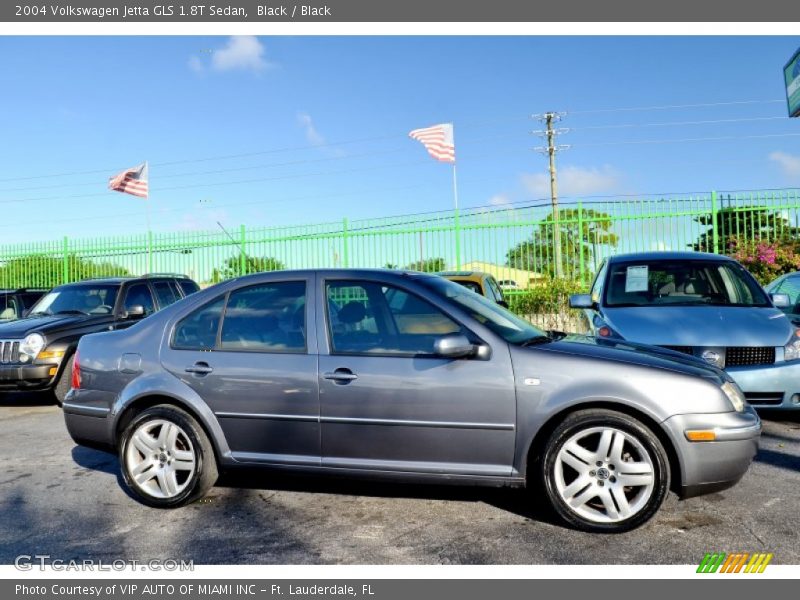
[0,391,56,407]
[757,410,800,424]
[216,468,562,528]
[754,447,800,473]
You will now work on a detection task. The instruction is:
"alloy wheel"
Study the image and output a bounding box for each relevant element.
[124,419,196,499]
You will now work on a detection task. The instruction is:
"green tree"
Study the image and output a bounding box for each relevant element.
[405,257,446,273]
[506,208,618,279]
[0,254,130,289]
[210,255,285,283]
[691,205,800,252]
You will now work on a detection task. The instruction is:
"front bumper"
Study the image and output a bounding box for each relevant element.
[728,361,800,409]
[662,405,761,498]
[0,363,59,390]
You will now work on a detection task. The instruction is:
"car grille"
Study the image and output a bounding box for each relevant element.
[0,340,21,364]
[744,392,783,406]
[658,345,775,367]
[725,347,775,367]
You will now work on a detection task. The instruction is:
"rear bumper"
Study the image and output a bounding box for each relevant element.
[728,361,800,409]
[662,406,761,498]
[0,363,58,391]
[63,389,115,450]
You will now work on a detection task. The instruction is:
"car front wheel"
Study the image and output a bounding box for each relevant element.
[119,405,218,508]
[541,409,670,533]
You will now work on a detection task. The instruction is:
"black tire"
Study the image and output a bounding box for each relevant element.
[118,404,218,508]
[540,408,670,533]
[53,355,74,406]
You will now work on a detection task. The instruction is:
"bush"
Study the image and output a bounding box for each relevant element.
[506,278,587,331]
[725,236,800,285]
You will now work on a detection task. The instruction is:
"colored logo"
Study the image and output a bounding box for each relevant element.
[697,552,773,573]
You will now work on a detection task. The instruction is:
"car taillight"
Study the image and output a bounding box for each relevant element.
[71,350,81,390]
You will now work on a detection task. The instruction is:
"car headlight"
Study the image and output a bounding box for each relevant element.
[784,330,800,361]
[721,381,746,413]
[19,333,46,361]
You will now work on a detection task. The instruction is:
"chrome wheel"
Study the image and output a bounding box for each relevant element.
[124,419,196,499]
[553,426,655,524]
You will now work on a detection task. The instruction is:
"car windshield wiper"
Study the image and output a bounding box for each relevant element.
[54,309,89,316]
[519,335,553,347]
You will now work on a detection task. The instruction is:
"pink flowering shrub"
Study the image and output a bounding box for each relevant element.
[725,236,800,285]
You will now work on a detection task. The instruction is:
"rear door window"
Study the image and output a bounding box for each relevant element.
[177,279,200,297]
[173,296,226,350]
[152,280,180,308]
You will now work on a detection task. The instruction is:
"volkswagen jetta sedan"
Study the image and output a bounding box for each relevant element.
[63,269,760,533]
[571,252,800,410]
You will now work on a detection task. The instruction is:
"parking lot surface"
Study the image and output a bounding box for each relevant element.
[1,393,798,565]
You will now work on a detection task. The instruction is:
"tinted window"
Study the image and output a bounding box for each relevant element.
[486,277,505,302]
[173,296,226,350]
[0,296,18,319]
[453,280,482,294]
[604,260,770,308]
[124,283,156,316]
[21,293,45,308]
[220,282,306,352]
[178,279,200,297]
[327,281,462,356]
[152,281,180,308]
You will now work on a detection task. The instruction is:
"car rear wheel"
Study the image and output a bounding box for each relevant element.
[541,409,670,533]
[119,405,218,508]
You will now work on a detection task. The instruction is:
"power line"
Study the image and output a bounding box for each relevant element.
[569,115,789,131]
[568,99,785,115]
[572,132,800,148]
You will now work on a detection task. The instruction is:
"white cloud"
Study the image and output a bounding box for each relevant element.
[189,36,273,74]
[521,165,621,198]
[489,194,511,207]
[297,112,326,146]
[769,151,800,180]
[212,36,271,73]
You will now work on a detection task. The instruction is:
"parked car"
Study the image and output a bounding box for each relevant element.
[570,251,800,410]
[438,270,508,306]
[765,272,800,324]
[64,269,759,532]
[498,279,520,291]
[0,274,199,404]
[0,288,47,322]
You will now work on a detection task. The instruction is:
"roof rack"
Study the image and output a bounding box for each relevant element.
[141,273,190,279]
[0,287,49,293]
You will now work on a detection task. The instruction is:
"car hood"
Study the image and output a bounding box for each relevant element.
[603,306,793,347]
[538,334,727,382]
[0,314,96,338]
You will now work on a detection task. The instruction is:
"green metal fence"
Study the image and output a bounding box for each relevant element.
[2,188,799,292]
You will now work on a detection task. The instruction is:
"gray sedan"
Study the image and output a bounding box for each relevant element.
[63,269,760,533]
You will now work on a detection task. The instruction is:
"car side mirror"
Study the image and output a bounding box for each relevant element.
[122,305,146,319]
[569,294,595,309]
[433,334,476,359]
[771,293,791,308]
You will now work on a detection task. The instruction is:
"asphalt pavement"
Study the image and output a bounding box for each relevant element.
[0,393,798,565]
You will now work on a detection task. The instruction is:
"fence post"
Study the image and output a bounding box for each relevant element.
[342,218,349,268]
[577,201,585,285]
[62,236,69,284]
[147,230,154,274]
[239,224,247,276]
[711,190,719,254]
[454,208,462,270]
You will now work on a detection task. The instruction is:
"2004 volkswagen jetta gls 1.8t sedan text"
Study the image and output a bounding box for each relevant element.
[63,269,760,532]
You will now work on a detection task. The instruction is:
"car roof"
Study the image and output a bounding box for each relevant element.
[437,271,487,282]
[607,251,735,264]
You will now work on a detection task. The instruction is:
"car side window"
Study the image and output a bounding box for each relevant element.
[178,279,200,297]
[487,277,504,302]
[0,296,18,319]
[152,281,180,308]
[123,283,156,316]
[173,296,226,350]
[220,282,307,353]
[326,281,462,356]
[591,261,608,304]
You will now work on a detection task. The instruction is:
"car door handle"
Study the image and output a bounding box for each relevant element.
[323,369,358,383]
[185,362,213,375]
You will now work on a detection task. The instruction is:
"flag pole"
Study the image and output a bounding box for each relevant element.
[145,161,152,273]
[451,126,462,270]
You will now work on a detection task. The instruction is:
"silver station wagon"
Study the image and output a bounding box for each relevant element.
[64,269,760,533]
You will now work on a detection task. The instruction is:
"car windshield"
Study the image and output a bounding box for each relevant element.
[29,285,119,316]
[419,275,547,344]
[605,260,770,308]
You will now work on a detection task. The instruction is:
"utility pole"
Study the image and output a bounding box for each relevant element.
[533,112,569,279]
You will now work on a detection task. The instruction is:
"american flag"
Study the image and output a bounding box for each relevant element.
[108,162,149,198]
[409,123,455,163]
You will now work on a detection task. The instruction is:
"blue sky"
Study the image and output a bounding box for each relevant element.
[0,35,799,244]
